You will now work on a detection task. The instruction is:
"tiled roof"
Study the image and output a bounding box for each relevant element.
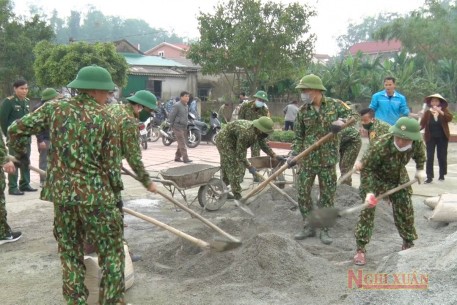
[121,52,185,67]
[348,40,402,55]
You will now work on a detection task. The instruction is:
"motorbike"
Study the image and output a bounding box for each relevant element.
[138,122,148,150]
[193,112,221,145]
[144,112,161,143]
[159,113,201,148]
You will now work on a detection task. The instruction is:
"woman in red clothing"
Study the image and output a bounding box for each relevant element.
[419,94,453,183]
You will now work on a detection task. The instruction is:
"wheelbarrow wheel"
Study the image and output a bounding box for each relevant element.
[198,178,227,211]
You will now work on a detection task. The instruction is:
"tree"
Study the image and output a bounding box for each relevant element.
[187,0,316,95]
[33,41,129,90]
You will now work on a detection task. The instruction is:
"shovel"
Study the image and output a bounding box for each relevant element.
[121,166,242,245]
[123,207,239,252]
[307,178,418,228]
[337,167,358,186]
[254,172,298,208]
[235,118,356,211]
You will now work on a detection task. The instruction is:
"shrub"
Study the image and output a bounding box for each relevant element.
[269,130,294,143]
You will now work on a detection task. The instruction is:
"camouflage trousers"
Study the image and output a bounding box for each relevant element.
[297,165,337,220]
[354,188,417,252]
[53,202,125,305]
[0,175,12,238]
[338,137,362,186]
[218,151,246,199]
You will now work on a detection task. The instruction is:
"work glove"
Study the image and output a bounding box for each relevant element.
[275,155,287,163]
[286,152,297,168]
[248,166,257,176]
[364,193,378,208]
[414,169,426,184]
[13,154,29,167]
[330,119,345,134]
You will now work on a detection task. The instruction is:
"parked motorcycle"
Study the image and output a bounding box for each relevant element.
[193,112,221,145]
[143,113,161,142]
[138,122,148,150]
[159,113,201,148]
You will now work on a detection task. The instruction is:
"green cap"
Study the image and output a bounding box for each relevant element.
[295,74,327,91]
[389,117,422,141]
[41,88,59,101]
[67,65,115,91]
[252,116,274,134]
[253,90,269,102]
[127,90,158,110]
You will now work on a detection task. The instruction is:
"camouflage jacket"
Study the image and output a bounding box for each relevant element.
[107,103,151,188]
[238,101,269,121]
[0,129,7,189]
[291,96,355,168]
[367,119,391,144]
[360,133,426,193]
[0,95,31,136]
[8,94,122,205]
[216,120,275,168]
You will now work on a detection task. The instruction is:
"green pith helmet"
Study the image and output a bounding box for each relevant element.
[389,117,421,141]
[41,88,58,101]
[253,90,269,102]
[253,116,274,134]
[67,65,115,91]
[127,90,158,110]
[295,74,327,91]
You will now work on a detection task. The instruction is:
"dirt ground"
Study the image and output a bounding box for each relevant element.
[2,140,457,305]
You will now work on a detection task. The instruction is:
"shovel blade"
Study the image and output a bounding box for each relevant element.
[233,199,255,217]
[307,207,341,228]
[210,237,242,252]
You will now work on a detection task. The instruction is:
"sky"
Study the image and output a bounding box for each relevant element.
[12,0,425,55]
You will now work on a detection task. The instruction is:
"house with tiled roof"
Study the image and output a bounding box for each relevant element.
[347,40,402,58]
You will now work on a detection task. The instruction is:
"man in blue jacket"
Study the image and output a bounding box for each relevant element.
[369,76,409,125]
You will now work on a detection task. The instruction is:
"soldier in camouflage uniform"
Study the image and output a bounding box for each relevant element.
[338,101,361,186]
[0,79,36,195]
[359,108,391,145]
[215,117,281,200]
[289,74,355,245]
[0,129,22,245]
[353,117,426,266]
[8,65,127,304]
[238,90,270,158]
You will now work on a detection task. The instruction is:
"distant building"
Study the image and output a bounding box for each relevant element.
[145,42,190,59]
[347,40,402,59]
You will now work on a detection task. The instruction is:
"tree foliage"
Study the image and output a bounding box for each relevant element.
[33,41,129,89]
[187,0,316,94]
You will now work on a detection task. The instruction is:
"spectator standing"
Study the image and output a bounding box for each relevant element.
[8,65,126,304]
[419,94,453,183]
[0,79,36,195]
[283,100,299,131]
[188,94,199,120]
[169,91,192,163]
[369,76,410,125]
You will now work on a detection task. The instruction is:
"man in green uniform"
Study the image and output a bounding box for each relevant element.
[338,101,361,186]
[289,74,355,245]
[353,117,426,266]
[0,129,22,245]
[238,90,270,158]
[359,108,391,144]
[8,65,127,304]
[0,79,36,195]
[215,117,282,200]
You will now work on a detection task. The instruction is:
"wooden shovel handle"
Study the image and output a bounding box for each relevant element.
[123,207,211,250]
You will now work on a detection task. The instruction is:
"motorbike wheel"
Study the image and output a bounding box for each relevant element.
[141,136,148,150]
[162,135,173,146]
[148,126,160,142]
[186,129,201,148]
[210,129,220,145]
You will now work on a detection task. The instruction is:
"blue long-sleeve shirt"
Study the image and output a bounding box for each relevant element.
[369,90,409,125]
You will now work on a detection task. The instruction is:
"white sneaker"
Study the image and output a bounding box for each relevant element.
[0,231,22,245]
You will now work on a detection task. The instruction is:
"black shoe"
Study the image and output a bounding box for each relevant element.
[438,176,445,181]
[183,160,193,163]
[0,231,22,245]
[424,178,433,184]
[174,158,183,162]
[19,185,38,192]
[9,189,24,195]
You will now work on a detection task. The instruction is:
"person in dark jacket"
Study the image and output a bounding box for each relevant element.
[169,91,192,163]
[419,93,453,183]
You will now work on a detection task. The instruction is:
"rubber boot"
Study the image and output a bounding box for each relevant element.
[294,226,316,240]
[319,228,333,245]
